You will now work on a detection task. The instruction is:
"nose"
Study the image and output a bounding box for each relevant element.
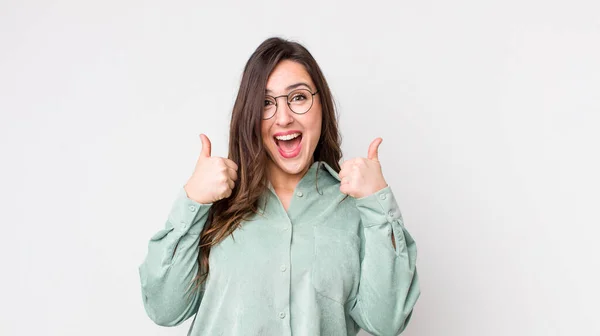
[275,101,294,127]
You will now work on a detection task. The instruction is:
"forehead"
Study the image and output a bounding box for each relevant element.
[265,60,315,94]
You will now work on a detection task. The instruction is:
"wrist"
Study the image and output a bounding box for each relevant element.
[183,184,211,204]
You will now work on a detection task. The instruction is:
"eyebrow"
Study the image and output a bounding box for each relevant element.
[265,82,312,94]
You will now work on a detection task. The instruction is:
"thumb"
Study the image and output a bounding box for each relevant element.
[367,137,382,161]
[199,133,212,157]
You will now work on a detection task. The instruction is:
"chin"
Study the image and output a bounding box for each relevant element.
[267,145,313,176]
[275,156,311,175]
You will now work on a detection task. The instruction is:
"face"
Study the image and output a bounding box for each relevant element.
[261,60,322,176]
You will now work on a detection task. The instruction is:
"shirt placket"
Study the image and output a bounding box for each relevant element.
[268,189,294,335]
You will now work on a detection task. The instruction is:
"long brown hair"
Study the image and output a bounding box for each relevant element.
[189,37,343,294]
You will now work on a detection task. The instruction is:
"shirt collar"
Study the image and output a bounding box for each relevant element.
[313,160,341,182]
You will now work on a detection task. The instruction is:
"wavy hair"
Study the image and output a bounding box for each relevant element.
[190,37,343,293]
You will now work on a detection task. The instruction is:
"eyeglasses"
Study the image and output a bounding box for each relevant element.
[263,88,319,120]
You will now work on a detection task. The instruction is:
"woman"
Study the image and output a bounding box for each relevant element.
[138,37,420,336]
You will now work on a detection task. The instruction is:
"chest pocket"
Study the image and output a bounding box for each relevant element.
[311,225,361,305]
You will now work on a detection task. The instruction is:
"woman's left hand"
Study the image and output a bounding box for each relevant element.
[339,137,388,198]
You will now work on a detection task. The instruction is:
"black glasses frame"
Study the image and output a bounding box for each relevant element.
[263,89,319,120]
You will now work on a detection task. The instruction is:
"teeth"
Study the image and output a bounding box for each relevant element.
[275,133,301,141]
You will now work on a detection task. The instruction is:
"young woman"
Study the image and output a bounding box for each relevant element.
[138,37,420,336]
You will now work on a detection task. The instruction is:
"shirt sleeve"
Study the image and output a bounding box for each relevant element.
[138,186,212,326]
[346,185,420,335]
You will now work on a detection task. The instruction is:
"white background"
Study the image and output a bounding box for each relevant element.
[1,0,599,335]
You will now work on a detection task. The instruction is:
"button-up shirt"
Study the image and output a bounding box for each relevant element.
[138,161,420,335]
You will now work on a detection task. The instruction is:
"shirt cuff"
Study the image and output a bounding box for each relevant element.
[355,185,403,228]
[167,186,213,234]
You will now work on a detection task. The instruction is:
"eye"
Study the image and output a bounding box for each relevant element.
[264,98,275,106]
[290,93,307,102]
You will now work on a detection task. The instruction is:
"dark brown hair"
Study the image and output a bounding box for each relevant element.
[189,37,343,294]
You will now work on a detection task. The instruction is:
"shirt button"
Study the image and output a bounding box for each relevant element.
[280,265,287,272]
[388,210,394,217]
[296,191,303,197]
[379,193,387,200]
[189,205,196,212]
[279,312,286,319]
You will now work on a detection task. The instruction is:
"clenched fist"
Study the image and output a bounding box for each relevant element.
[339,137,388,199]
[184,134,238,204]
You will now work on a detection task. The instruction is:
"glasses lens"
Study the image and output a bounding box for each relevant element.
[288,89,313,114]
[263,96,277,119]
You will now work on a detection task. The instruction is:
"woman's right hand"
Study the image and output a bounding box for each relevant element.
[184,134,238,204]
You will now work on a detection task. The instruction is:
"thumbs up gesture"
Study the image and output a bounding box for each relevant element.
[184,134,239,204]
[339,137,388,198]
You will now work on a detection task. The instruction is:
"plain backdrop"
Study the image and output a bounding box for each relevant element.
[1,0,599,335]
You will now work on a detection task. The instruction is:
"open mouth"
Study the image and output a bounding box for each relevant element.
[274,132,303,158]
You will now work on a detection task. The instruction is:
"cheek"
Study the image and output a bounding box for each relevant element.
[261,122,270,145]
[310,110,323,139]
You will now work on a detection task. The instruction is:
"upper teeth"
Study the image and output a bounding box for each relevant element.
[275,133,301,141]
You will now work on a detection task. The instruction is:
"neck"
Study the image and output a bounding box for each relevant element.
[267,158,315,193]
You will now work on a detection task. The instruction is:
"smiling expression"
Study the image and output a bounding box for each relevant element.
[261,60,322,176]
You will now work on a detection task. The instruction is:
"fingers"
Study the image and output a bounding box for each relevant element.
[339,183,349,195]
[367,137,382,161]
[215,158,237,190]
[339,161,351,187]
[339,159,352,179]
[223,158,239,171]
[226,176,235,190]
[218,161,237,190]
[220,159,238,181]
[200,134,212,158]
[226,166,238,182]
[220,160,237,190]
